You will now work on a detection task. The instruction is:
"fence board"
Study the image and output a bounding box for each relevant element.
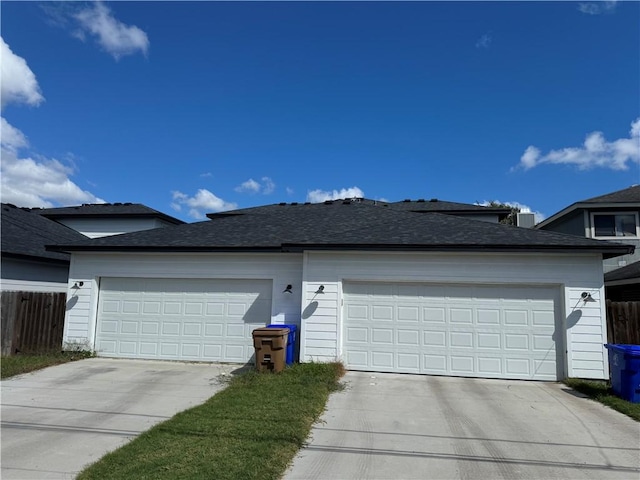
[0,291,66,355]
[606,300,640,345]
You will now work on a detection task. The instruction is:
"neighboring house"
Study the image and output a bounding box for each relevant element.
[32,203,184,238]
[2,202,184,291]
[536,185,640,273]
[49,198,633,382]
[1,204,88,293]
[604,261,640,301]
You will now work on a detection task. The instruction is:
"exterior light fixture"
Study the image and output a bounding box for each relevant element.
[283,284,293,293]
[315,285,325,294]
[581,292,596,303]
[72,281,84,289]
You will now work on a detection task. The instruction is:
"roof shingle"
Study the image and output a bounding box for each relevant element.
[2,204,88,262]
[48,201,633,259]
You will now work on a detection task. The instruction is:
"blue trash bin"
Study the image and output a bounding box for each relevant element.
[605,344,640,403]
[267,324,297,365]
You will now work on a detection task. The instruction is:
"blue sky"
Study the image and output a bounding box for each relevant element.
[1,1,638,222]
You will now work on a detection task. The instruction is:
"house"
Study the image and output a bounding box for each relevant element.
[1,204,88,293]
[32,202,184,238]
[535,185,640,273]
[2,202,184,292]
[604,261,640,301]
[48,198,634,381]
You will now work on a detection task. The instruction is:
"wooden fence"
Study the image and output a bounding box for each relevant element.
[606,300,640,345]
[1,291,66,356]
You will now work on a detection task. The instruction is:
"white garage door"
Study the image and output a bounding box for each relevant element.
[96,278,272,362]
[343,282,561,380]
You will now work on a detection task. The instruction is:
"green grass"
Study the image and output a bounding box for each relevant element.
[1,350,94,379]
[78,362,346,480]
[565,378,640,422]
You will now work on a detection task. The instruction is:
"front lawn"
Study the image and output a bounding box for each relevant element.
[1,351,93,379]
[78,362,345,480]
[565,378,640,421]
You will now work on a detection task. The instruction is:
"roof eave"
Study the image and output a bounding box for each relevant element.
[1,251,70,265]
[45,245,283,254]
[40,212,184,225]
[281,243,634,257]
[605,278,639,287]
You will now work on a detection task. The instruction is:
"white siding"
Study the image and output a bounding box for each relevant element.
[301,251,607,379]
[58,218,166,238]
[64,252,303,350]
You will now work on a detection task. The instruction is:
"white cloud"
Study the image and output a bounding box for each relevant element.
[234,177,276,195]
[0,40,102,208]
[578,1,617,15]
[235,178,260,193]
[478,200,546,224]
[1,121,105,207]
[1,117,28,151]
[306,186,365,203]
[200,172,212,178]
[0,37,44,109]
[171,189,237,218]
[516,119,640,171]
[261,176,275,195]
[475,33,492,49]
[73,2,149,60]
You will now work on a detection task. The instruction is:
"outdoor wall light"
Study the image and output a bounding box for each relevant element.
[283,284,293,293]
[581,292,596,303]
[315,285,325,294]
[72,281,84,289]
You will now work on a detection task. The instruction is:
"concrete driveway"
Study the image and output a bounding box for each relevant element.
[1,357,239,479]
[285,372,640,480]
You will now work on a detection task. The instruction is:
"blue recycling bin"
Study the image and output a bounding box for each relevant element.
[267,324,297,365]
[605,344,640,403]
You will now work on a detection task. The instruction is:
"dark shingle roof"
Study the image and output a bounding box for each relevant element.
[208,198,511,220]
[48,201,633,259]
[582,185,640,204]
[32,203,184,225]
[604,261,640,283]
[2,204,88,262]
[536,185,640,230]
[389,198,511,215]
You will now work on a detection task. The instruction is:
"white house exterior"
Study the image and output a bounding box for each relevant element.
[63,249,610,381]
[53,198,632,382]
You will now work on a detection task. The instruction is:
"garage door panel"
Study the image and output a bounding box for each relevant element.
[343,282,561,381]
[423,307,446,323]
[478,357,502,375]
[398,353,420,370]
[477,309,500,325]
[371,328,393,344]
[478,333,501,349]
[372,306,393,321]
[141,322,159,335]
[96,278,272,362]
[424,330,446,347]
[450,309,473,324]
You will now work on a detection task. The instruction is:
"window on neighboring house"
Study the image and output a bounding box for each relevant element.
[593,213,638,238]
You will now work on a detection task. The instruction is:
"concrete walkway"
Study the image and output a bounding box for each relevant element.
[285,372,640,480]
[1,358,239,479]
